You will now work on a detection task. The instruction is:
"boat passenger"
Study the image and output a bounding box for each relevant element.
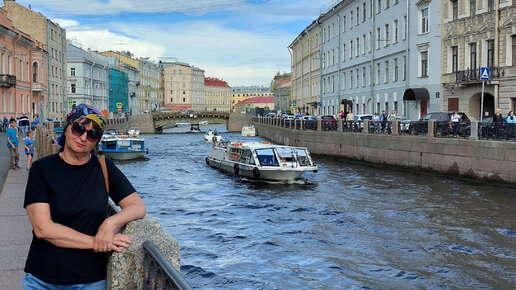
[22,104,146,288]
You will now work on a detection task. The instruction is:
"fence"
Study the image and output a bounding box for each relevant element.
[254,117,516,142]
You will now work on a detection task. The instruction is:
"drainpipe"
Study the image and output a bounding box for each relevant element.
[316,19,323,116]
[494,0,500,108]
[91,61,95,106]
[370,2,376,115]
[288,46,293,114]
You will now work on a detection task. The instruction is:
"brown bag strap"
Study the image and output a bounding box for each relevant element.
[97,155,109,193]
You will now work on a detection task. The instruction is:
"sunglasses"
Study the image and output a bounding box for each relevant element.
[70,122,102,142]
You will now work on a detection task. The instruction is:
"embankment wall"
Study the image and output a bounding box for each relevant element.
[254,123,516,184]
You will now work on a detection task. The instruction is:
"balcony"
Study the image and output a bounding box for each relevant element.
[32,82,46,92]
[0,74,17,88]
[455,67,502,84]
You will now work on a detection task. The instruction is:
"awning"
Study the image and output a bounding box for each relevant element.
[340,99,353,106]
[403,88,430,101]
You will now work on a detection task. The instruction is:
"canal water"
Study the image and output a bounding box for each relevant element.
[115,124,516,289]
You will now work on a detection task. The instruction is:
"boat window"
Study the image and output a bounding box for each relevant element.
[276,147,294,162]
[255,148,279,166]
[238,149,254,165]
[105,140,116,150]
[295,148,312,166]
[132,140,142,149]
[118,139,131,149]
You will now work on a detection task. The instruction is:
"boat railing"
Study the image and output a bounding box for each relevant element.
[108,200,193,290]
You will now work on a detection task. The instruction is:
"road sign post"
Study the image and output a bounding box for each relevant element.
[480,67,490,121]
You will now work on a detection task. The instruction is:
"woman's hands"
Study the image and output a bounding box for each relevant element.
[93,219,132,253]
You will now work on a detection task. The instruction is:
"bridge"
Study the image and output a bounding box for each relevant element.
[152,112,229,132]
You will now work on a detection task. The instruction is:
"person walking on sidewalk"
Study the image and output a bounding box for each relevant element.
[6,118,20,170]
[22,104,146,289]
[24,130,34,170]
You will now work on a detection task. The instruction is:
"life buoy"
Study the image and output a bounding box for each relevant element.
[253,167,260,178]
[233,164,239,175]
[205,157,209,165]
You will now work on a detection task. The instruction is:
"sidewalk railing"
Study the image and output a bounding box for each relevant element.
[254,117,516,142]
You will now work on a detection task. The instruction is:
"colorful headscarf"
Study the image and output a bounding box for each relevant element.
[57,103,107,151]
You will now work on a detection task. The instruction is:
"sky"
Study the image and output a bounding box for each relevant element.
[10,0,335,87]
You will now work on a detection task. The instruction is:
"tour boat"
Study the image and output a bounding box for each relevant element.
[241,125,256,137]
[204,129,222,142]
[99,128,148,160]
[206,141,317,181]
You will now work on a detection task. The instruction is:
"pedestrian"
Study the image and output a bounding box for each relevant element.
[492,108,505,139]
[451,110,461,137]
[2,116,7,132]
[6,118,20,170]
[380,110,388,132]
[18,113,30,140]
[24,130,34,170]
[506,111,516,138]
[22,103,146,289]
[31,114,40,131]
[346,109,354,121]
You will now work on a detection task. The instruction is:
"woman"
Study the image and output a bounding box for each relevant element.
[23,104,146,289]
[451,110,461,137]
[31,114,40,131]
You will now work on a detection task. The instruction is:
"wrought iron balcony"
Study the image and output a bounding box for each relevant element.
[0,74,16,88]
[455,67,502,84]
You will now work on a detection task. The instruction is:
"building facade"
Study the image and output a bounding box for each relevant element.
[139,58,162,113]
[4,0,66,120]
[0,7,46,118]
[202,77,231,112]
[107,68,129,115]
[289,19,321,116]
[441,0,516,120]
[161,59,205,111]
[66,43,110,112]
[271,72,291,114]
[100,51,140,115]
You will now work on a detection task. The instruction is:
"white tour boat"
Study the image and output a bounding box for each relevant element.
[241,125,256,137]
[99,128,148,160]
[206,141,317,181]
[204,129,222,142]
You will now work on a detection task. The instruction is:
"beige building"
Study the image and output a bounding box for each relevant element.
[202,77,231,112]
[4,0,66,120]
[161,59,205,111]
[441,0,516,120]
[230,92,273,112]
[139,58,162,112]
[288,19,321,115]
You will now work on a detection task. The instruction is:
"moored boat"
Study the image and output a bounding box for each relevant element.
[206,141,317,181]
[241,125,256,137]
[204,129,221,142]
[99,128,148,160]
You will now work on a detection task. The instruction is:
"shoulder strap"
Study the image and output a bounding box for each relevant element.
[97,155,109,193]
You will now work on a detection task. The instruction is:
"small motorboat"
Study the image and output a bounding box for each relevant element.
[206,141,317,181]
[241,125,256,137]
[190,123,201,133]
[176,122,190,127]
[99,128,148,160]
[204,129,222,142]
[199,120,209,125]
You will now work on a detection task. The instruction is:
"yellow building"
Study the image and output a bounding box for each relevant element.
[230,92,273,112]
[161,60,205,111]
[202,77,231,112]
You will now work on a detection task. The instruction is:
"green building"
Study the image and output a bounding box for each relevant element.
[108,69,129,114]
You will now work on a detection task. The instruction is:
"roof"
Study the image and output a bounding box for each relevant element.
[205,77,229,88]
[237,96,274,105]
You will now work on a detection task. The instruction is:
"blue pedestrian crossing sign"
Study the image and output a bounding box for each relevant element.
[480,67,490,81]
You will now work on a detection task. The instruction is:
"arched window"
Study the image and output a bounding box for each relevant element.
[33,62,38,82]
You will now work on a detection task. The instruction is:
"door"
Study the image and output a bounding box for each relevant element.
[420,101,428,118]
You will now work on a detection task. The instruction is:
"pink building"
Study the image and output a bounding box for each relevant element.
[0,8,47,119]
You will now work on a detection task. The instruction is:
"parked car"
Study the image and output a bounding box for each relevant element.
[320,115,337,124]
[302,115,316,121]
[283,115,294,120]
[266,112,277,118]
[395,116,411,132]
[409,112,471,136]
[294,114,305,119]
[354,114,373,121]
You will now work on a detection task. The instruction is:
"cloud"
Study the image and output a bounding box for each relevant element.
[52,18,80,28]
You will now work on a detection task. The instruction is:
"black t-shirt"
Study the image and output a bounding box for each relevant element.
[23,153,136,284]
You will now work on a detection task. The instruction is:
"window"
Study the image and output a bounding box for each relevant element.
[343,16,346,32]
[385,24,389,45]
[376,27,381,49]
[362,67,366,87]
[384,61,389,83]
[450,46,458,72]
[513,36,516,66]
[470,0,476,16]
[32,62,38,83]
[385,0,390,9]
[487,39,494,67]
[343,44,346,62]
[376,63,381,84]
[343,72,346,89]
[356,69,359,88]
[421,8,429,33]
[377,0,382,13]
[452,0,458,20]
[362,34,366,54]
[356,7,360,25]
[420,51,428,77]
[393,19,399,43]
[71,83,76,93]
[402,56,406,80]
[470,42,477,69]
[488,0,494,12]
[70,67,75,76]
[356,37,360,56]
[363,3,367,22]
[394,58,398,81]
[403,15,407,40]
[350,72,354,88]
[350,40,354,58]
[350,11,354,29]
[369,32,372,52]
